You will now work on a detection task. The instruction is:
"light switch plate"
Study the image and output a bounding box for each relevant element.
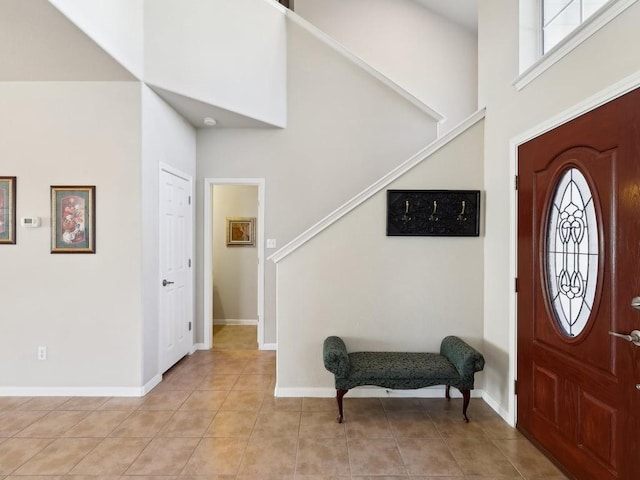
[266,238,277,249]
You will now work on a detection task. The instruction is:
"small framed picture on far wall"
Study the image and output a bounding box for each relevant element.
[226,217,255,246]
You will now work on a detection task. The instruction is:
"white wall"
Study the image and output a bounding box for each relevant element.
[276,120,485,393]
[141,85,196,383]
[0,0,134,81]
[144,0,287,127]
[479,0,640,416]
[196,18,438,346]
[212,185,259,323]
[0,82,143,390]
[295,0,478,132]
[48,0,144,78]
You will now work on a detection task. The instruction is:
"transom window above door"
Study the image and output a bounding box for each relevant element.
[543,0,611,52]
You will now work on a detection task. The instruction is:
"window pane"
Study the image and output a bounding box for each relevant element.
[546,168,599,337]
[543,0,611,53]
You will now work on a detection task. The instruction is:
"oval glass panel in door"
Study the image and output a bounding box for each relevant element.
[546,167,599,337]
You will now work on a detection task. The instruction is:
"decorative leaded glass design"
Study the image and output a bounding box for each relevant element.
[546,168,598,337]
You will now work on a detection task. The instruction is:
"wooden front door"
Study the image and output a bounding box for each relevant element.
[517,88,640,480]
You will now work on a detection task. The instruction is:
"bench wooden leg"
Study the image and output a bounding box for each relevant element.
[445,385,451,400]
[461,389,470,423]
[336,389,348,423]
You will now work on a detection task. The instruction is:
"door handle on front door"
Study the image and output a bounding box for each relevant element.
[162,279,174,287]
[609,330,640,346]
[632,297,640,310]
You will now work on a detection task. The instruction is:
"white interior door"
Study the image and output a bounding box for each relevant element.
[159,167,193,373]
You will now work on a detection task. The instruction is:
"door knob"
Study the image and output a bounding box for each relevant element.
[162,279,174,287]
[609,330,640,346]
[632,297,640,310]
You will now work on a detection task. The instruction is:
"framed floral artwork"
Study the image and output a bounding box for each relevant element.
[226,217,255,246]
[51,186,96,253]
[0,176,16,245]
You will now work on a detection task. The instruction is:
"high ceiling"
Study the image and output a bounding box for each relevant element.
[413,0,478,31]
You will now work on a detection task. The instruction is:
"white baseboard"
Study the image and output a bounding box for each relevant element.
[0,374,163,398]
[274,385,485,399]
[193,343,208,351]
[213,319,258,326]
[260,343,277,351]
[482,390,514,427]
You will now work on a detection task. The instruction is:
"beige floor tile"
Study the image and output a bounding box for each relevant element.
[299,411,345,439]
[210,359,250,375]
[57,397,109,411]
[430,410,487,437]
[196,374,239,390]
[69,437,150,475]
[64,410,130,437]
[15,410,89,437]
[396,437,462,476]
[241,359,276,375]
[97,397,146,411]
[109,410,173,437]
[0,438,53,474]
[386,410,440,438]
[0,411,47,437]
[14,438,101,475]
[476,416,523,440]
[160,410,215,437]
[238,436,297,476]
[261,396,303,412]
[233,374,274,392]
[180,476,235,480]
[445,436,521,477]
[61,475,120,480]
[5,476,65,480]
[347,438,406,476]
[124,437,200,475]
[17,397,72,411]
[180,390,228,411]
[159,373,204,391]
[0,398,30,410]
[204,410,258,437]
[342,398,385,415]
[251,410,301,438]
[379,398,425,412]
[301,397,336,412]
[496,438,567,479]
[295,437,349,476]
[181,437,248,476]
[219,390,265,411]
[344,412,393,439]
[138,390,191,411]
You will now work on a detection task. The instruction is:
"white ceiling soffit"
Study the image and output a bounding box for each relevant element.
[148,85,281,129]
[413,0,478,32]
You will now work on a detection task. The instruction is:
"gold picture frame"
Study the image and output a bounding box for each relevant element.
[51,185,96,253]
[226,217,255,246]
[0,176,16,245]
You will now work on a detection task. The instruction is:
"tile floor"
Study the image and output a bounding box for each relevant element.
[0,326,569,479]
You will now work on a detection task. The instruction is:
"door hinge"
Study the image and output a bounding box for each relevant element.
[514,175,519,190]
[515,277,519,293]
[188,196,191,205]
[188,321,192,332]
[514,379,518,395]
[188,258,191,268]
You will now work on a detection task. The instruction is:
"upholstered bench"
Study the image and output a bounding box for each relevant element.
[322,335,485,423]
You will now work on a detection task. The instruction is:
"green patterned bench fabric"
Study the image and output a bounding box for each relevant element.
[323,335,484,391]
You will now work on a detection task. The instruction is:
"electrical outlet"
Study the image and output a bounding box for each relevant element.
[37,346,47,361]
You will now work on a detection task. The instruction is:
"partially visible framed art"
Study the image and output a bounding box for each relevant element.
[226,217,255,246]
[0,176,16,245]
[51,185,96,253]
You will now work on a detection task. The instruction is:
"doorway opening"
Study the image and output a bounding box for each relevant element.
[203,178,265,350]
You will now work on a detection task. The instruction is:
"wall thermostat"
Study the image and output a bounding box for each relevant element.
[21,217,41,228]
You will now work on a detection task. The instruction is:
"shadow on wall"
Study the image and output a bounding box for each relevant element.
[481,339,511,408]
[212,286,225,323]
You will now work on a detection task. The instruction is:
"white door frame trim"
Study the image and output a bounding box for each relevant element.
[507,70,640,427]
[203,178,266,350]
[159,163,195,371]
